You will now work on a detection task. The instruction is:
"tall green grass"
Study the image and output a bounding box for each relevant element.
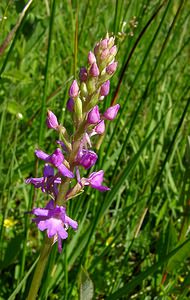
[0,0,190,299]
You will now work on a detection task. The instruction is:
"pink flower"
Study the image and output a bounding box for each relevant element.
[32,200,78,252]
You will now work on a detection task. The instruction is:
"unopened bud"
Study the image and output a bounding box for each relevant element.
[79,67,88,82]
[106,62,118,75]
[100,80,110,96]
[100,39,108,49]
[74,97,83,121]
[87,105,100,124]
[89,62,100,77]
[103,104,120,120]
[95,120,105,134]
[69,80,79,98]
[88,51,96,65]
[66,98,74,112]
[109,45,117,56]
[46,110,59,129]
[100,49,109,60]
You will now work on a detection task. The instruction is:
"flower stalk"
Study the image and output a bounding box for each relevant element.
[26,34,120,299]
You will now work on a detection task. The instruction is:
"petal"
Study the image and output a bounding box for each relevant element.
[58,164,74,178]
[57,225,68,239]
[45,199,55,210]
[46,218,62,238]
[32,208,49,217]
[57,236,63,253]
[35,149,49,161]
[37,220,49,231]
[43,164,54,177]
[88,170,104,186]
[91,184,110,192]
[25,177,44,188]
[49,148,64,167]
[65,216,78,230]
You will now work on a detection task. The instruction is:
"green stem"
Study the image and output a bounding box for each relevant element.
[27,238,52,300]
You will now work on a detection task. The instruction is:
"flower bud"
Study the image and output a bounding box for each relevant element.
[100,39,108,49]
[109,45,117,56]
[79,67,88,82]
[77,149,98,169]
[69,80,79,98]
[100,48,109,60]
[74,97,83,121]
[103,104,120,120]
[66,98,74,112]
[95,120,105,134]
[88,51,96,65]
[87,105,100,124]
[106,62,118,75]
[46,110,59,129]
[100,80,110,96]
[80,82,88,97]
[89,62,100,77]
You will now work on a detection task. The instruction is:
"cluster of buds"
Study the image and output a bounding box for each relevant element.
[26,35,120,252]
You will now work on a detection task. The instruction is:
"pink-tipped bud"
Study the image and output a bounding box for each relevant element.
[66,97,74,112]
[88,51,96,65]
[100,39,108,49]
[89,62,100,77]
[100,80,110,96]
[100,48,109,60]
[69,80,79,98]
[106,62,118,75]
[46,110,59,129]
[79,67,88,82]
[87,105,100,124]
[103,104,120,120]
[95,120,105,134]
[109,45,117,56]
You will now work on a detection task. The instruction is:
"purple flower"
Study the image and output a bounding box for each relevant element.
[35,148,74,178]
[100,80,110,96]
[89,62,100,77]
[46,110,59,130]
[69,80,79,98]
[66,97,74,112]
[79,67,88,82]
[103,104,120,120]
[32,200,78,252]
[83,170,110,191]
[26,164,61,197]
[106,62,118,75]
[77,148,98,169]
[94,120,105,134]
[87,105,100,124]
